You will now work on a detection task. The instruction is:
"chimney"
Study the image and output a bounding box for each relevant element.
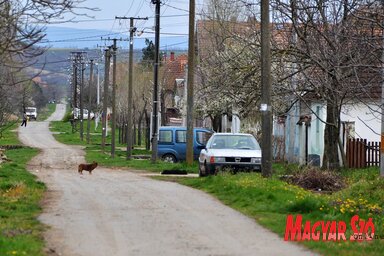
[170,52,175,61]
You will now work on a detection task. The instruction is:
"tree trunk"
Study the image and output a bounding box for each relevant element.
[211,114,222,132]
[138,114,142,146]
[322,100,340,170]
[144,109,151,150]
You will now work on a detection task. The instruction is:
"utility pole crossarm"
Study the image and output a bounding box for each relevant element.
[115,16,148,20]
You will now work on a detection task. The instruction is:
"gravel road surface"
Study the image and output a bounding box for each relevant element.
[18,104,315,256]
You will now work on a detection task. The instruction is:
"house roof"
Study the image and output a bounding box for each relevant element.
[161,52,187,92]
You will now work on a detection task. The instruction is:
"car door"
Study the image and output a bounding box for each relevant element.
[194,130,213,160]
[175,129,187,161]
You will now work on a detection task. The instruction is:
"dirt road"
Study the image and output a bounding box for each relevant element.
[18,104,314,256]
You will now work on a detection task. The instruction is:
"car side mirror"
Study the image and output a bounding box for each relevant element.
[197,145,206,150]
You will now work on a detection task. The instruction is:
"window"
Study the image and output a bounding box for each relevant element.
[159,130,173,143]
[176,130,186,143]
[197,131,213,145]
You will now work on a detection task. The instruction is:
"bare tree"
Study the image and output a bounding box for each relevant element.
[272,0,383,169]
[196,1,265,131]
[0,0,94,128]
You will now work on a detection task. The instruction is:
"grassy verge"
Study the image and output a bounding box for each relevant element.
[0,147,45,256]
[49,119,199,173]
[161,167,383,256]
[0,122,19,145]
[0,103,56,255]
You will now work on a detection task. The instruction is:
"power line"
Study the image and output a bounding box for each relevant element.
[40,14,189,25]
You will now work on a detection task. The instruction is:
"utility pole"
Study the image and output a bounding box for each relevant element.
[115,16,148,160]
[261,0,272,177]
[72,60,77,111]
[111,40,117,158]
[101,37,129,157]
[86,59,94,144]
[80,60,85,141]
[381,0,384,177]
[71,61,77,134]
[186,0,195,165]
[102,47,111,152]
[70,52,86,134]
[127,18,134,160]
[151,0,160,163]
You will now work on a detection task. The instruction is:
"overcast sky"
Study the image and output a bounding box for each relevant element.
[41,0,207,49]
[48,1,205,37]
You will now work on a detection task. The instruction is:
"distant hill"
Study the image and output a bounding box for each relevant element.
[25,45,187,102]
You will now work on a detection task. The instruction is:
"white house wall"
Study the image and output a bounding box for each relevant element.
[340,102,381,142]
[309,103,326,166]
[284,102,300,163]
[275,100,381,166]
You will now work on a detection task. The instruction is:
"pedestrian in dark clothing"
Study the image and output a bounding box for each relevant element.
[21,112,27,127]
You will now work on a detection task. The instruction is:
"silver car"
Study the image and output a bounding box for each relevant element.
[198,133,262,176]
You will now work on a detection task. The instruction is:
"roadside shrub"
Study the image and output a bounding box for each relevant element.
[282,166,345,192]
[62,111,72,122]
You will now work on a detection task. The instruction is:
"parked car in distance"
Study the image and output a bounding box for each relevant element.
[198,133,262,176]
[158,126,213,163]
[25,107,37,120]
[72,108,95,120]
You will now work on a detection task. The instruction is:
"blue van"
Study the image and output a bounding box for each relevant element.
[158,127,213,163]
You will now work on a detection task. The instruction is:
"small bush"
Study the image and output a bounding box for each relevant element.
[62,111,72,122]
[282,166,345,192]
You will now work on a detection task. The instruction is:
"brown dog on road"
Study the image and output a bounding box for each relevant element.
[78,161,98,174]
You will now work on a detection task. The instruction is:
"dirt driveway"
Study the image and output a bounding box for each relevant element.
[18,104,314,256]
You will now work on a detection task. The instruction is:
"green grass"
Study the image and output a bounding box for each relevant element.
[0,122,19,146]
[170,167,384,256]
[50,120,199,173]
[0,103,56,255]
[0,147,45,256]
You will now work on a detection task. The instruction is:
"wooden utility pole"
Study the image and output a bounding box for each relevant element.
[72,61,77,111]
[86,59,94,144]
[111,40,117,158]
[115,16,148,160]
[381,0,384,177]
[70,52,86,134]
[186,0,195,165]
[151,0,161,163]
[80,61,85,141]
[261,0,272,177]
[102,47,111,151]
[127,18,134,160]
[101,37,128,158]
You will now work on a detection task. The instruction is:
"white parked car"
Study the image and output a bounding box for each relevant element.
[72,108,95,120]
[25,107,37,120]
[198,133,262,176]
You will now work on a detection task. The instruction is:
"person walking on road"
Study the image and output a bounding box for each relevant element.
[21,112,27,127]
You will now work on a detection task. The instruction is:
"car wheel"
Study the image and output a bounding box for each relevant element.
[199,162,206,177]
[162,154,177,163]
[206,163,216,176]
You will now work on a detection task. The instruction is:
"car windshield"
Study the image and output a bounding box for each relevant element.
[26,108,35,112]
[209,135,260,150]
